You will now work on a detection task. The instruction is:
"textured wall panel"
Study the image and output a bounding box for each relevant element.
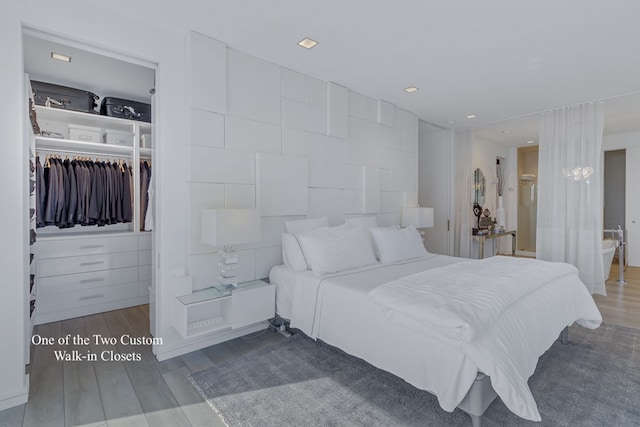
[225,116,281,153]
[188,31,226,114]
[188,183,225,255]
[256,153,308,216]
[189,146,255,184]
[308,188,345,225]
[190,108,224,148]
[227,49,281,124]
[327,83,348,139]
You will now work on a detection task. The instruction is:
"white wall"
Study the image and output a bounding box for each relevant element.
[418,123,454,255]
[1,2,420,406]
[185,31,419,292]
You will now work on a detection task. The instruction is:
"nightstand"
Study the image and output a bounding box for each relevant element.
[173,279,275,339]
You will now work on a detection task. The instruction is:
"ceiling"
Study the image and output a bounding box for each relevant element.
[24,1,640,146]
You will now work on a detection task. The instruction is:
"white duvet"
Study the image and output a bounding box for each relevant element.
[368,256,602,421]
[278,255,602,422]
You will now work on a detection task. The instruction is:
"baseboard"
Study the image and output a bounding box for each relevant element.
[0,379,29,411]
[154,321,268,361]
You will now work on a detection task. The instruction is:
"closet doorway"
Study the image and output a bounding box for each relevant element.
[23,28,157,340]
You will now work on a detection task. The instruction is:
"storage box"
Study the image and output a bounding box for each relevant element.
[69,124,102,143]
[104,130,134,146]
[140,133,152,149]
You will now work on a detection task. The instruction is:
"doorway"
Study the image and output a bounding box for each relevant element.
[517,145,538,254]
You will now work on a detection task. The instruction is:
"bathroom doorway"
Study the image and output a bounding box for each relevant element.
[604,150,625,230]
[517,145,539,254]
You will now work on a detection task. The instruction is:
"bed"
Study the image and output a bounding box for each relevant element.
[270,217,603,426]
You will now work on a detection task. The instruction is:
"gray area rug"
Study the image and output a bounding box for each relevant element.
[188,323,640,426]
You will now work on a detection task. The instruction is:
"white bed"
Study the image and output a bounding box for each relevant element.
[269,253,602,425]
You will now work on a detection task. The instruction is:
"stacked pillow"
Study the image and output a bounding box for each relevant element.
[281,216,428,276]
[370,224,427,264]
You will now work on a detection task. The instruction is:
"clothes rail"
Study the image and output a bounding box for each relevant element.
[36,148,133,160]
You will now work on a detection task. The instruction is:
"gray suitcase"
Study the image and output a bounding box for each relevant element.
[31,80,99,113]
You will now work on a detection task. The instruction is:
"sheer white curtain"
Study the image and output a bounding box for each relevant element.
[537,102,606,295]
[453,129,473,258]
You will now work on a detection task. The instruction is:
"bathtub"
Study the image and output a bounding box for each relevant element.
[602,239,619,281]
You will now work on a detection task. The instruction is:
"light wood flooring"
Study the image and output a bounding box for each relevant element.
[594,261,640,329]
[1,263,638,427]
[0,305,284,427]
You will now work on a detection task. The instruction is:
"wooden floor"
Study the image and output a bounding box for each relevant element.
[0,305,284,427]
[594,261,640,329]
[1,263,638,427]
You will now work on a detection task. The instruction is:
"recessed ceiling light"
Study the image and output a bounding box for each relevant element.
[447,120,456,125]
[404,86,419,93]
[51,52,71,62]
[466,114,477,119]
[298,38,318,49]
[526,140,535,144]
[501,129,512,134]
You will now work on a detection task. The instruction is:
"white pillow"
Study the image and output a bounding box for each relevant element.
[370,224,428,264]
[281,233,308,271]
[282,217,329,270]
[296,225,378,276]
[285,216,329,234]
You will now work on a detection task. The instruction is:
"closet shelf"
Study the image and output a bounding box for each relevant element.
[35,105,150,133]
[35,136,134,156]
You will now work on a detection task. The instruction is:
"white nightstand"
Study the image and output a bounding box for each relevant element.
[173,279,275,339]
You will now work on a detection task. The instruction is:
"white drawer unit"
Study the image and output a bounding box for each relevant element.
[34,233,151,324]
[36,282,139,315]
[38,251,138,277]
[37,235,138,258]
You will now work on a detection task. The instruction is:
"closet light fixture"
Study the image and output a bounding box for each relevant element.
[404,86,419,93]
[298,37,319,49]
[51,52,71,63]
[466,114,477,119]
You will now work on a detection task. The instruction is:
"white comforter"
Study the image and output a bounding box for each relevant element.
[368,256,602,421]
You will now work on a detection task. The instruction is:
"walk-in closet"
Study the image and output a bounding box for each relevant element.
[23,29,157,347]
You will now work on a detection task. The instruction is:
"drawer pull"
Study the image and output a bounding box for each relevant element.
[79,293,104,301]
[80,245,105,249]
[80,277,105,284]
[80,261,105,266]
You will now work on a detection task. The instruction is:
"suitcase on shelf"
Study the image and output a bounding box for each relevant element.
[100,97,151,123]
[31,80,99,113]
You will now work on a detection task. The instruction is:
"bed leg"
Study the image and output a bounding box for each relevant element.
[560,326,569,345]
[470,414,482,427]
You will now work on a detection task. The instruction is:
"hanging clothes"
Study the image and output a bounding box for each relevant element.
[36,155,134,229]
[144,164,153,231]
[140,161,150,231]
[35,156,46,228]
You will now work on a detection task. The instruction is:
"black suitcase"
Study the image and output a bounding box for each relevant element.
[100,97,151,123]
[31,80,99,113]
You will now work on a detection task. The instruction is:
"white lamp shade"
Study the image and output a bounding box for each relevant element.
[201,209,262,246]
[401,207,434,228]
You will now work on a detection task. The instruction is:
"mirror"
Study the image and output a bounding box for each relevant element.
[473,168,486,206]
[473,168,486,230]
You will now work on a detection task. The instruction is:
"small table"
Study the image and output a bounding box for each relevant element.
[474,230,517,259]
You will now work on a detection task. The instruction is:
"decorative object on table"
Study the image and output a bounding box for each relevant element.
[479,208,492,230]
[201,208,262,290]
[401,206,434,241]
[496,157,506,228]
